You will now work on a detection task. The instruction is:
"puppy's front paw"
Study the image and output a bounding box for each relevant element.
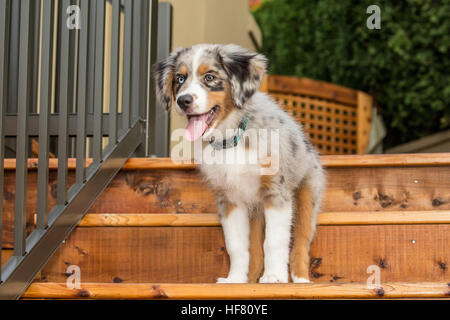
[259,273,288,283]
[216,276,247,284]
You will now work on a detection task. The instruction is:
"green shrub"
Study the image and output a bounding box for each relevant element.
[253,0,450,148]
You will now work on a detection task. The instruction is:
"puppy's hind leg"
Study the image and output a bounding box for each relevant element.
[290,172,324,283]
[217,202,250,283]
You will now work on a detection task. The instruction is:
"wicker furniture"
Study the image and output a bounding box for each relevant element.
[260,75,373,155]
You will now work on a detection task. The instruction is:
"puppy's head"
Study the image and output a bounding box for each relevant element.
[153,44,267,141]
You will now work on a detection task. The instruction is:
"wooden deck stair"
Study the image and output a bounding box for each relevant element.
[3,154,450,299]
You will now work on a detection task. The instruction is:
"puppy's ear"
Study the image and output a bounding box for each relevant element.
[153,48,184,110]
[218,44,267,109]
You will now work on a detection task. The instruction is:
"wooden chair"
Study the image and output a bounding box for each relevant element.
[260,75,373,155]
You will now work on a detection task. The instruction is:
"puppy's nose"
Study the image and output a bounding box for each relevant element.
[177,94,193,111]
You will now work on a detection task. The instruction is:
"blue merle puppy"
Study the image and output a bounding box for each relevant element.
[154,44,325,283]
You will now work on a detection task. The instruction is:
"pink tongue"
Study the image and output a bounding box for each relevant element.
[184,114,209,141]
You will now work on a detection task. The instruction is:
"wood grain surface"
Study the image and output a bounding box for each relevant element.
[33,225,450,284]
[23,282,450,299]
[2,161,450,247]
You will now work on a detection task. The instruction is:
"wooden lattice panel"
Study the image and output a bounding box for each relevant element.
[260,75,373,155]
[272,93,358,154]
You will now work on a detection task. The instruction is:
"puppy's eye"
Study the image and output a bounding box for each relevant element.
[176,75,185,84]
[204,74,215,82]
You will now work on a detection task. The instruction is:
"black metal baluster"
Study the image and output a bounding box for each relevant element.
[14,0,32,256]
[56,0,71,206]
[108,0,120,148]
[130,0,142,125]
[75,0,90,184]
[36,0,54,229]
[92,0,105,164]
[0,0,11,280]
[121,0,133,133]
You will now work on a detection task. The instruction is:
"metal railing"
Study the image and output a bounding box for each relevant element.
[0,0,161,299]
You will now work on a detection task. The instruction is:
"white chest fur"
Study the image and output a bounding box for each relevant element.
[199,144,262,205]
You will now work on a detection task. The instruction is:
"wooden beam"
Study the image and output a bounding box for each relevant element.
[76,211,450,227]
[3,158,91,170]
[266,75,359,106]
[320,153,450,167]
[78,213,219,227]
[356,91,373,154]
[318,210,450,225]
[22,282,450,299]
[4,153,450,171]
[120,154,450,168]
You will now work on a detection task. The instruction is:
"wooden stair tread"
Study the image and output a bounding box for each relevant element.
[4,153,450,170]
[23,282,450,299]
[77,211,450,227]
[31,224,450,284]
[3,155,450,248]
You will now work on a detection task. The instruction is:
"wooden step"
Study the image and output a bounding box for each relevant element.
[76,211,450,227]
[2,155,450,248]
[29,224,450,284]
[23,282,450,299]
[2,154,450,299]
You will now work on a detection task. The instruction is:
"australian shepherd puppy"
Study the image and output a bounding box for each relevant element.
[154,44,325,283]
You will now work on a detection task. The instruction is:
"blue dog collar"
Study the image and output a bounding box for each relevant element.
[209,117,248,150]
